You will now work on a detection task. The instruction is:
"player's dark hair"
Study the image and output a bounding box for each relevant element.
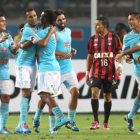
[24,8,35,17]
[96,16,109,28]
[41,9,56,27]
[55,9,64,18]
[129,11,140,19]
[18,24,24,30]
[115,23,129,36]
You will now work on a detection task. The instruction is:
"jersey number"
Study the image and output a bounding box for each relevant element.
[101,59,108,66]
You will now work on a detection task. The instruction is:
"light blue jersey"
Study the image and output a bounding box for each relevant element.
[123,30,140,76]
[15,23,42,66]
[31,27,60,72]
[0,33,15,79]
[55,27,73,74]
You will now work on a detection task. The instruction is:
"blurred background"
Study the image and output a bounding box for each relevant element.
[1,0,140,59]
[1,0,140,112]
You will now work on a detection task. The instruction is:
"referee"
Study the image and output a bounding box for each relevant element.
[86,16,122,130]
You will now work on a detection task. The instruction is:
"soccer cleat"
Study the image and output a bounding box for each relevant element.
[0,127,13,134]
[52,118,70,131]
[103,123,110,130]
[33,119,40,133]
[124,115,134,132]
[22,123,31,134]
[15,124,22,133]
[65,122,80,131]
[49,130,57,135]
[90,121,100,130]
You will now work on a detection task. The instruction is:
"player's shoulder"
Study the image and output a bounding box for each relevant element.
[124,30,134,41]
[65,27,71,33]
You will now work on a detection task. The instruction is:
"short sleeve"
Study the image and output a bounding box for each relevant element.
[114,33,122,51]
[88,37,94,54]
[123,35,130,50]
[8,35,16,50]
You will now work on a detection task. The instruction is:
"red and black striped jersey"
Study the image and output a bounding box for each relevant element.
[88,31,122,80]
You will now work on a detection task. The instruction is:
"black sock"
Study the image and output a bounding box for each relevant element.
[104,101,112,123]
[91,99,99,122]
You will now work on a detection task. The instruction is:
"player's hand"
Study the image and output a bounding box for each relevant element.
[115,53,123,62]
[0,33,9,43]
[125,55,133,64]
[86,75,91,86]
[117,66,122,76]
[63,52,72,59]
[71,48,77,56]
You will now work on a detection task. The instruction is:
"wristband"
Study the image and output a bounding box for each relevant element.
[118,63,122,68]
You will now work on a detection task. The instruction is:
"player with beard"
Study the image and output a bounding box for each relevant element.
[32,9,80,133]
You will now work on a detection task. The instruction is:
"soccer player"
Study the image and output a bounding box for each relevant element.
[33,9,80,133]
[115,11,140,132]
[86,16,122,130]
[30,9,70,133]
[15,8,42,134]
[0,13,17,134]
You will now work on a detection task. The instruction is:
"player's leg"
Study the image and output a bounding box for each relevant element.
[0,94,13,134]
[15,66,32,134]
[124,76,140,131]
[0,80,13,134]
[62,71,80,131]
[40,92,69,131]
[33,99,45,133]
[103,93,112,130]
[90,87,100,130]
[38,71,69,132]
[48,107,57,134]
[102,79,112,130]
[89,77,101,130]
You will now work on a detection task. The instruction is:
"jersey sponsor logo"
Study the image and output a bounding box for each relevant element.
[94,52,113,58]
[30,36,35,42]
[94,38,98,42]
[64,42,71,48]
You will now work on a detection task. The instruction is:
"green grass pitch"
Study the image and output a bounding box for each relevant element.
[1,114,140,140]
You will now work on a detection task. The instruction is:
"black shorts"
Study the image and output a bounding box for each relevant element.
[90,77,113,94]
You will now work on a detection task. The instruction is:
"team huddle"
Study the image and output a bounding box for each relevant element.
[0,8,140,135]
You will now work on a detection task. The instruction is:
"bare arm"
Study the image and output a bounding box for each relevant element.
[115,45,140,61]
[86,54,93,85]
[55,51,72,59]
[35,27,56,48]
[20,41,33,49]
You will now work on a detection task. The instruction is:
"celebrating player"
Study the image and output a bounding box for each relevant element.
[15,8,42,134]
[115,11,140,132]
[0,13,17,134]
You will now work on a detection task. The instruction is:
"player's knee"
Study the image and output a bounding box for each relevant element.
[22,88,31,99]
[1,94,10,103]
[104,93,112,102]
[71,87,80,98]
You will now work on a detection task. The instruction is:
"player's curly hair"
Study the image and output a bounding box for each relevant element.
[41,9,56,27]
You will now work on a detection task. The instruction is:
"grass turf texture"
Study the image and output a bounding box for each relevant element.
[0,114,140,140]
